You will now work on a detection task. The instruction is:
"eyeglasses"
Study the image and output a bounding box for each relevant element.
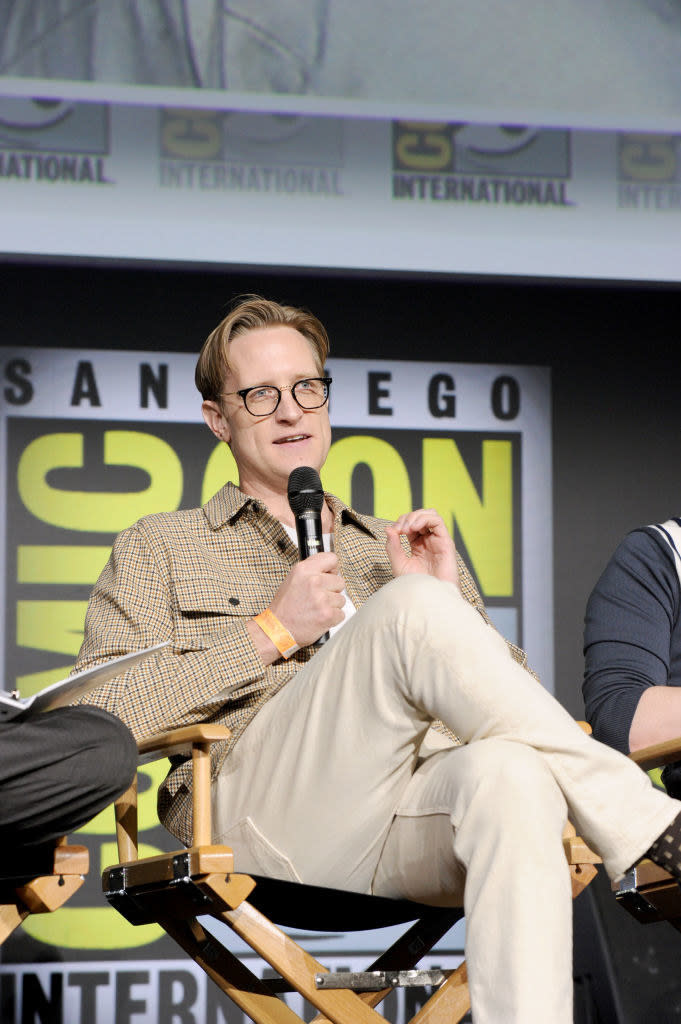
[223,377,332,417]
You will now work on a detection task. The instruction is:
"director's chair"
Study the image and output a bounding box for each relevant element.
[613,738,681,931]
[0,839,89,947]
[102,724,600,1024]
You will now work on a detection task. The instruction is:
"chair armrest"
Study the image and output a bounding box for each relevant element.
[115,724,231,862]
[629,737,681,772]
[137,724,232,763]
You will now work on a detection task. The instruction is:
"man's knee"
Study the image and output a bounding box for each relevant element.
[65,706,137,797]
[363,573,461,632]
[457,740,567,831]
[380,572,448,603]
[92,711,137,797]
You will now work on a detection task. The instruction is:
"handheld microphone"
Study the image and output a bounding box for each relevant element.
[287,466,328,645]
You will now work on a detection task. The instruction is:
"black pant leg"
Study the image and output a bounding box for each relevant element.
[0,706,136,862]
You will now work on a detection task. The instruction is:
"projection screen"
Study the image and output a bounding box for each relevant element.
[1,0,681,281]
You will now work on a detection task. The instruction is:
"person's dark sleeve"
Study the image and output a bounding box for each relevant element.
[583,528,679,753]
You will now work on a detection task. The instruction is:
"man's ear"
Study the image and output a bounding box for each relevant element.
[202,400,231,444]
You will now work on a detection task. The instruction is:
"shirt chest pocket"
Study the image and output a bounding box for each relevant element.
[172,577,264,648]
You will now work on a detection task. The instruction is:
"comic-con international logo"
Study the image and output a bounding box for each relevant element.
[617,133,681,211]
[392,123,573,207]
[0,97,112,184]
[159,108,344,197]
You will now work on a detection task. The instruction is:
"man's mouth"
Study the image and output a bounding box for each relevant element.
[274,434,309,445]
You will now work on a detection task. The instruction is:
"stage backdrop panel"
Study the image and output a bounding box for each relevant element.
[0,346,551,1024]
[1,96,681,282]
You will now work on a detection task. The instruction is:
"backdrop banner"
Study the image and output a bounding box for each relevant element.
[0,97,680,281]
[0,346,552,1024]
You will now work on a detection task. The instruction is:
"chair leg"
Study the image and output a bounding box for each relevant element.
[159,913,303,1024]
[311,965,470,1024]
[221,900,391,1024]
[0,874,85,948]
[310,909,467,1024]
[409,963,470,1023]
[0,903,27,945]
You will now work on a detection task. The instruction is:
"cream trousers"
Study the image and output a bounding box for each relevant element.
[212,575,676,1024]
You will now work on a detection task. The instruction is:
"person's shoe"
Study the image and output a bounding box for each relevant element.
[647,811,681,879]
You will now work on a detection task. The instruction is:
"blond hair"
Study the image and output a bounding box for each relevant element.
[195,294,330,401]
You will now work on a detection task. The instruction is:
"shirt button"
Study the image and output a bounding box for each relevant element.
[229,597,240,606]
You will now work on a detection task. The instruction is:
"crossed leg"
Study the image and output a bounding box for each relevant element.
[212,574,677,1023]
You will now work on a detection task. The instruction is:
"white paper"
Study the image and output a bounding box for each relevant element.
[0,643,168,723]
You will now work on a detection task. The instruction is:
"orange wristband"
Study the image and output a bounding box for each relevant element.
[254,609,300,659]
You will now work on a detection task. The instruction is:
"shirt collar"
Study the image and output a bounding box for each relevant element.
[203,481,258,528]
[203,481,381,539]
[325,493,382,539]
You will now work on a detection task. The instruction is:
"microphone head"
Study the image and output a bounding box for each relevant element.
[287,466,324,515]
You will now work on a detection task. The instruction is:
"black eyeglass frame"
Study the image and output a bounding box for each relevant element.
[222,376,333,417]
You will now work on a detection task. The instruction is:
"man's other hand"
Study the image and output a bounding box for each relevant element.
[386,509,461,589]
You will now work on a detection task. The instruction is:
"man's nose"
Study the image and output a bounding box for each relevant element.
[275,387,302,420]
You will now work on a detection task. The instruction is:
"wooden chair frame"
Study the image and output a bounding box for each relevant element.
[612,738,681,932]
[103,724,601,1024]
[0,839,89,947]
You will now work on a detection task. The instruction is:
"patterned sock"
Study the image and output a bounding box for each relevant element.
[647,811,681,878]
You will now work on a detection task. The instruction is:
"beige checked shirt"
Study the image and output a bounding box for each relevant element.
[75,482,534,844]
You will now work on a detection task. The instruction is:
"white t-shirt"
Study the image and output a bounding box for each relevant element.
[281,523,356,638]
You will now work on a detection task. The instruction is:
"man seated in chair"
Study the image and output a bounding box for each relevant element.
[584,517,681,794]
[0,706,137,877]
[74,295,681,1024]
